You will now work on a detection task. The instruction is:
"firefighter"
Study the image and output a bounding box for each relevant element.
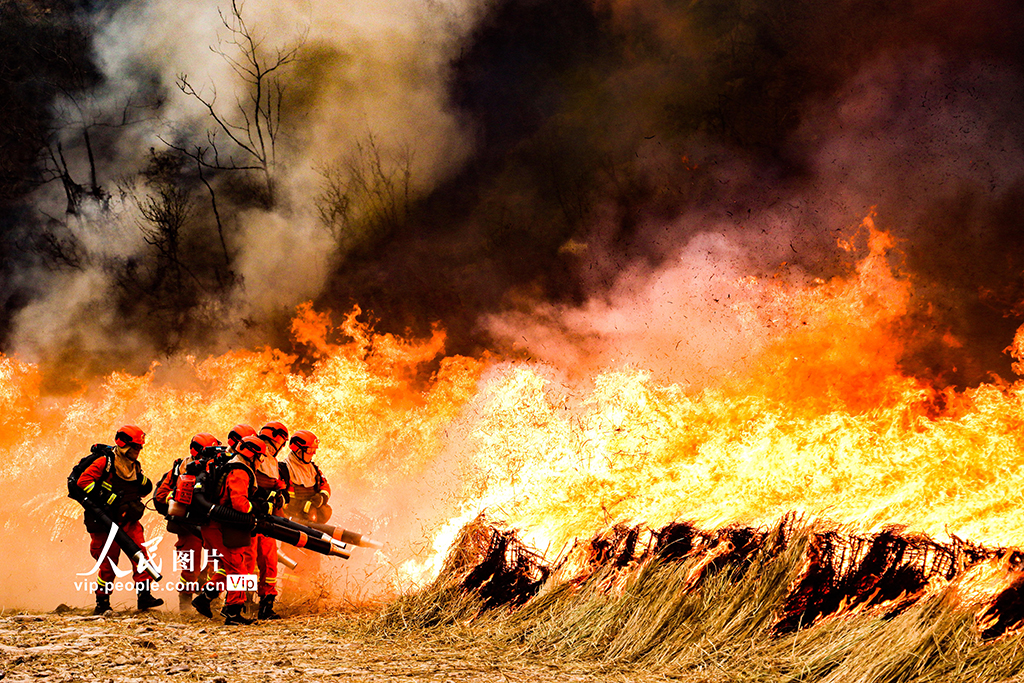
[283,431,331,523]
[153,432,219,612]
[226,424,257,453]
[191,423,257,618]
[253,421,289,619]
[193,434,268,625]
[282,430,331,577]
[72,425,164,614]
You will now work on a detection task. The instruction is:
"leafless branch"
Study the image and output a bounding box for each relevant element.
[174,0,306,205]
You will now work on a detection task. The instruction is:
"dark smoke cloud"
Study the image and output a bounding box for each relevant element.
[3,0,1024,389]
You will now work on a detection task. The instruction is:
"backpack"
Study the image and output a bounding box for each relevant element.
[194,446,258,547]
[186,445,256,521]
[67,444,115,500]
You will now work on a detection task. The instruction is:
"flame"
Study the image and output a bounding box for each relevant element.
[5,214,1024,609]
[426,215,1024,567]
[0,308,483,607]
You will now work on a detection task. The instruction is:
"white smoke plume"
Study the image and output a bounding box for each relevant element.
[11,0,483,364]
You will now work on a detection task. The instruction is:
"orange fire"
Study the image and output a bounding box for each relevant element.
[3,214,1024,609]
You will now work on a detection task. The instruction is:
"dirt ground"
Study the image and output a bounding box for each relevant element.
[0,609,695,683]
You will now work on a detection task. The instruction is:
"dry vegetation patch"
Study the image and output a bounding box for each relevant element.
[0,611,678,683]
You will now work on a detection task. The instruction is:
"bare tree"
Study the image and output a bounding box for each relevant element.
[171,0,304,206]
[137,185,194,290]
[316,136,414,248]
[32,217,87,271]
[41,94,155,215]
[110,150,225,350]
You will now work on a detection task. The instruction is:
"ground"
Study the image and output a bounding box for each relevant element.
[0,609,689,683]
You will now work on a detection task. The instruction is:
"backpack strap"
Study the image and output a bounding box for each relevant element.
[92,444,115,477]
[68,445,114,499]
[216,459,256,499]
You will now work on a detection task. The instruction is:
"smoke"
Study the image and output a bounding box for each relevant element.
[4,0,1024,387]
[485,227,794,387]
[472,3,1024,388]
[4,0,479,376]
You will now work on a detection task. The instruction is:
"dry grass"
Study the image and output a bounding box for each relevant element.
[365,516,1024,683]
[7,517,1024,682]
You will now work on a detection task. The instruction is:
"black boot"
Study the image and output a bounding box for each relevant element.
[223,603,254,625]
[191,587,218,618]
[257,595,281,620]
[93,594,112,615]
[137,585,164,611]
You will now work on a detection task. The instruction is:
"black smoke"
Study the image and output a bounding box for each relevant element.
[320,0,1024,387]
[4,0,1024,389]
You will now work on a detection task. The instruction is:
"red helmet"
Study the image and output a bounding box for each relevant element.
[259,422,288,450]
[115,425,146,450]
[189,433,220,458]
[289,430,319,461]
[227,424,257,449]
[237,435,267,461]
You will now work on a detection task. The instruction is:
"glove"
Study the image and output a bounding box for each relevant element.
[88,481,118,508]
[275,481,290,504]
[302,492,328,514]
[255,490,280,515]
[119,498,146,522]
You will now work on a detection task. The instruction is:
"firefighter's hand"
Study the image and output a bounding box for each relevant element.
[258,500,274,516]
[97,481,118,508]
[311,492,328,509]
[272,480,290,504]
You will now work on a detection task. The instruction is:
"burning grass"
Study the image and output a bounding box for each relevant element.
[371,514,1024,682]
[7,517,1024,683]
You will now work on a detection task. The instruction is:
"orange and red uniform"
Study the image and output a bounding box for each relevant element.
[154,458,205,597]
[253,458,287,598]
[282,452,331,576]
[77,451,154,596]
[283,456,331,524]
[205,455,258,607]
